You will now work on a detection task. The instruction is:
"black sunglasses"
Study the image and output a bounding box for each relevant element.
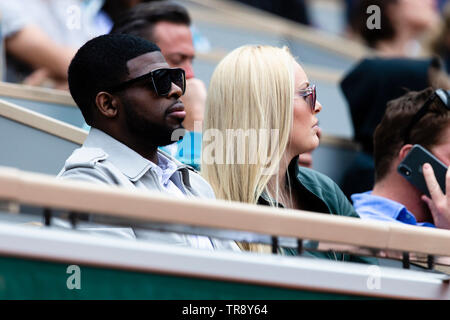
[403,89,450,144]
[106,67,186,96]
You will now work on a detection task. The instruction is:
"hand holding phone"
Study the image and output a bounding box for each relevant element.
[397,144,450,229]
[421,163,450,230]
[397,144,447,197]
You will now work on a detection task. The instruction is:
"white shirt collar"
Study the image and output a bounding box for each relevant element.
[83,128,182,182]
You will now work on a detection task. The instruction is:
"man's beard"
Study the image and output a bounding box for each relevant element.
[124,102,183,147]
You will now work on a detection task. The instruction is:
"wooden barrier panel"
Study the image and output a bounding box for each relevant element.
[0,222,447,299]
[0,82,87,129]
[0,166,449,258]
[0,98,85,144]
[0,82,75,106]
[0,166,449,299]
[0,99,86,174]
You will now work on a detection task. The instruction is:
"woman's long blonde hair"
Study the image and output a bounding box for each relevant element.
[201,45,296,251]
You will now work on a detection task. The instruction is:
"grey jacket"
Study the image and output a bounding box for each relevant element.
[57,128,239,251]
[58,129,214,199]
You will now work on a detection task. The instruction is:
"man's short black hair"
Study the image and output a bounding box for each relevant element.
[110,1,191,42]
[68,34,160,125]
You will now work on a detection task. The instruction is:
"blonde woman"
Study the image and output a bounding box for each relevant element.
[202,45,375,263]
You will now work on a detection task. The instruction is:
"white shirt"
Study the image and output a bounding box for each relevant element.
[147,152,186,198]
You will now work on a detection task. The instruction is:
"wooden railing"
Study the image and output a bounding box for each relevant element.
[0,98,86,144]
[0,166,449,259]
[0,81,75,106]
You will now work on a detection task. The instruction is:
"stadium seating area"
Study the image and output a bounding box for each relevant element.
[0,0,449,300]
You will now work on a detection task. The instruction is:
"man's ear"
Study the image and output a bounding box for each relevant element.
[398,144,414,161]
[95,92,118,118]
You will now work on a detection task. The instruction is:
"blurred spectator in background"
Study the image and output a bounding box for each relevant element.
[0,0,107,48]
[348,0,439,57]
[340,57,450,199]
[234,0,310,25]
[352,88,450,230]
[341,0,446,198]
[430,1,450,73]
[0,16,75,86]
[0,0,109,87]
[111,1,206,170]
[0,0,153,87]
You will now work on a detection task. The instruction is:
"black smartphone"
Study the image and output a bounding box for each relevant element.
[397,144,447,197]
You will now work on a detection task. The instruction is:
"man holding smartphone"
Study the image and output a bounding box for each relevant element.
[351,88,450,229]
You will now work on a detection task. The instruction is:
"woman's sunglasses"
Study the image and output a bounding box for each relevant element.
[298,84,316,113]
[107,67,186,97]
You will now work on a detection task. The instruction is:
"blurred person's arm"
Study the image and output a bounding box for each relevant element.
[180,78,207,132]
[23,68,69,90]
[5,25,76,81]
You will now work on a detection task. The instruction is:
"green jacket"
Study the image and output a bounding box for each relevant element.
[259,159,378,265]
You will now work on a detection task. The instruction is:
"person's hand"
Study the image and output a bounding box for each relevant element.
[23,68,69,90]
[23,68,50,86]
[180,78,207,132]
[421,163,450,229]
[298,152,313,168]
[6,25,75,81]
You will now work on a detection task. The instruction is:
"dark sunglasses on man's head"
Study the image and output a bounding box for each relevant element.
[107,67,186,97]
[403,89,450,144]
[298,84,316,113]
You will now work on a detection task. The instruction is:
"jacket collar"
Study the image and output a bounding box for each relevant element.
[83,128,188,182]
[258,156,300,207]
[259,156,330,213]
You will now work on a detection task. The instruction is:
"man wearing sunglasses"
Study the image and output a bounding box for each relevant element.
[58,34,238,251]
[111,2,206,170]
[351,88,450,230]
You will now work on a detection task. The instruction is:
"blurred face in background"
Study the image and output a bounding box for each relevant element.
[392,0,439,33]
[153,21,195,79]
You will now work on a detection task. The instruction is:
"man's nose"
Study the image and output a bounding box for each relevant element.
[168,81,183,98]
